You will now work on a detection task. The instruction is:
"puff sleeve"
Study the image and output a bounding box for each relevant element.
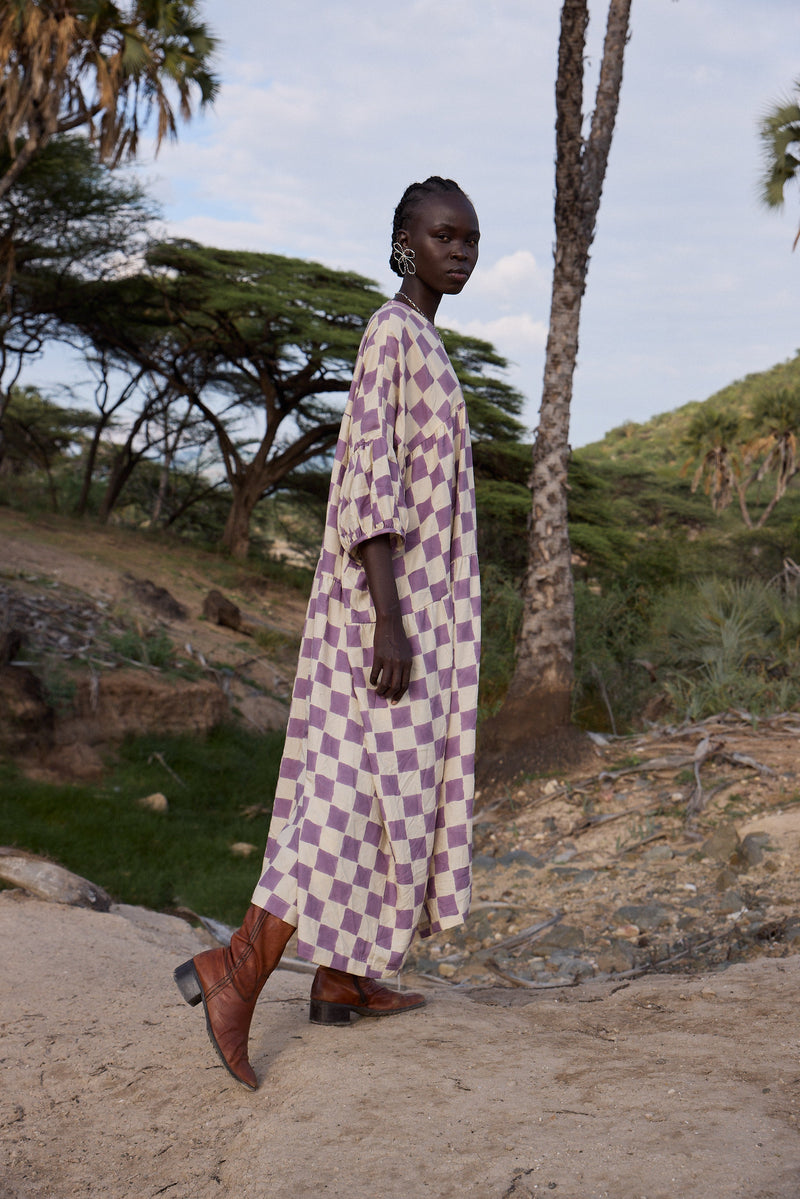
[337,314,408,558]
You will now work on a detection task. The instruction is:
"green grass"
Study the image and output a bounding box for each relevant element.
[0,725,285,925]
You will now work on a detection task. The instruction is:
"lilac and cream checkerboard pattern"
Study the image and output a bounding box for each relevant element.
[251,300,481,978]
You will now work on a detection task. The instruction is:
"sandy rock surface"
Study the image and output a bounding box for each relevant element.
[2,891,799,1199]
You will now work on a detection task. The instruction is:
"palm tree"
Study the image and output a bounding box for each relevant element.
[744,388,800,526]
[760,80,800,247]
[682,390,800,530]
[0,0,218,200]
[480,0,632,767]
[682,408,742,515]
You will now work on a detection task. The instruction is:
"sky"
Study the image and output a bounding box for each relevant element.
[33,0,800,447]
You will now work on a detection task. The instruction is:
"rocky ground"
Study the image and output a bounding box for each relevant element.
[407,714,800,996]
[0,507,301,778]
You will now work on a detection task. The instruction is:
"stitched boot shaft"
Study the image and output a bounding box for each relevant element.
[309,964,426,1024]
[183,905,294,1089]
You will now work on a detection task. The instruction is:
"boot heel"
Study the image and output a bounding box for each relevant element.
[309,999,353,1026]
[174,960,203,1006]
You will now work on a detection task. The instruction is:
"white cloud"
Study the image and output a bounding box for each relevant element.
[471,251,546,304]
[452,314,547,353]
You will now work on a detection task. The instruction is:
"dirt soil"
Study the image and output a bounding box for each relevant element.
[2,509,800,1197]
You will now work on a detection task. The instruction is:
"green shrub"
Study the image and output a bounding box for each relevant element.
[643,576,800,719]
[108,626,175,668]
[572,581,655,732]
[477,564,524,721]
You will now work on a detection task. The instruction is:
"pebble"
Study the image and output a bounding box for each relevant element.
[734,833,771,870]
[498,850,543,868]
[613,902,675,931]
[717,889,746,914]
[701,823,740,864]
[536,924,586,951]
[595,939,636,972]
[138,792,168,813]
[643,844,674,864]
[230,842,258,857]
[715,867,739,892]
[554,956,595,981]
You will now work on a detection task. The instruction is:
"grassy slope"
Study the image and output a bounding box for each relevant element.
[0,728,284,926]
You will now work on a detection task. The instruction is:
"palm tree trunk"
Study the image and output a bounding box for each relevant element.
[497,251,585,740]
[481,0,632,763]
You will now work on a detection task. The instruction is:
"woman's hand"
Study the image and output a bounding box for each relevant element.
[371,610,412,702]
[360,533,413,703]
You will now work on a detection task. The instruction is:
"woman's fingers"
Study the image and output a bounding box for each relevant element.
[370,628,412,702]
[371,655,408,702]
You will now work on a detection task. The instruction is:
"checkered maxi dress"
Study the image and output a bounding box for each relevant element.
[251,299,481,978]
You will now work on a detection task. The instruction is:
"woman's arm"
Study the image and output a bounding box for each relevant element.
[360,533,412,703]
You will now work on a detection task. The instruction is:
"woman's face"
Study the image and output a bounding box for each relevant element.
[399,193,480,296]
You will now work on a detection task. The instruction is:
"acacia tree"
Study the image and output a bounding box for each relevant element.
[483,0,633,759]
[0,384,94,509]
[0,0,217,200]
[65,241,388,556]
[64,240,525,556]
[0,134,152,463]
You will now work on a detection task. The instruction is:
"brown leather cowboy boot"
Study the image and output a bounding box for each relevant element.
[174,905,295,1090]
[309,965,426,1025]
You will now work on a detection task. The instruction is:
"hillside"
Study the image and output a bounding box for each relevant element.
[580,349,800,473]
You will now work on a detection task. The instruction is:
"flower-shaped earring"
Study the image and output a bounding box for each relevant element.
[392,242,416,276]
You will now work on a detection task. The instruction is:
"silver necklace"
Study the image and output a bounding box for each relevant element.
[396,292,431,322]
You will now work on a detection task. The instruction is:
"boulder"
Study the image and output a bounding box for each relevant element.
[123,575,188,622]
[202,589,243,631]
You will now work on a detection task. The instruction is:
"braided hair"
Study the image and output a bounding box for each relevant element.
[389,176,469,277]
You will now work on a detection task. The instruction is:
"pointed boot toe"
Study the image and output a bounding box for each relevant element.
[309,965,426,1025]
[174,906,294,1090]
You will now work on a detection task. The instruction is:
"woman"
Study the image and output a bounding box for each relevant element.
[174,176,482,1090]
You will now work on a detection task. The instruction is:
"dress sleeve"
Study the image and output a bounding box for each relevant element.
[337,313,408,559]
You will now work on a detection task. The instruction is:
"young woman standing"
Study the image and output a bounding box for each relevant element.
[175,176,482,1090]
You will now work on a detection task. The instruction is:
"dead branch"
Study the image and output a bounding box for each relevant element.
[147,751,188,789]
[476,911,564,956]
[484,959,580,990]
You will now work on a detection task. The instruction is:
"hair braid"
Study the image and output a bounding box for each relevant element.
[389,176,469,277]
